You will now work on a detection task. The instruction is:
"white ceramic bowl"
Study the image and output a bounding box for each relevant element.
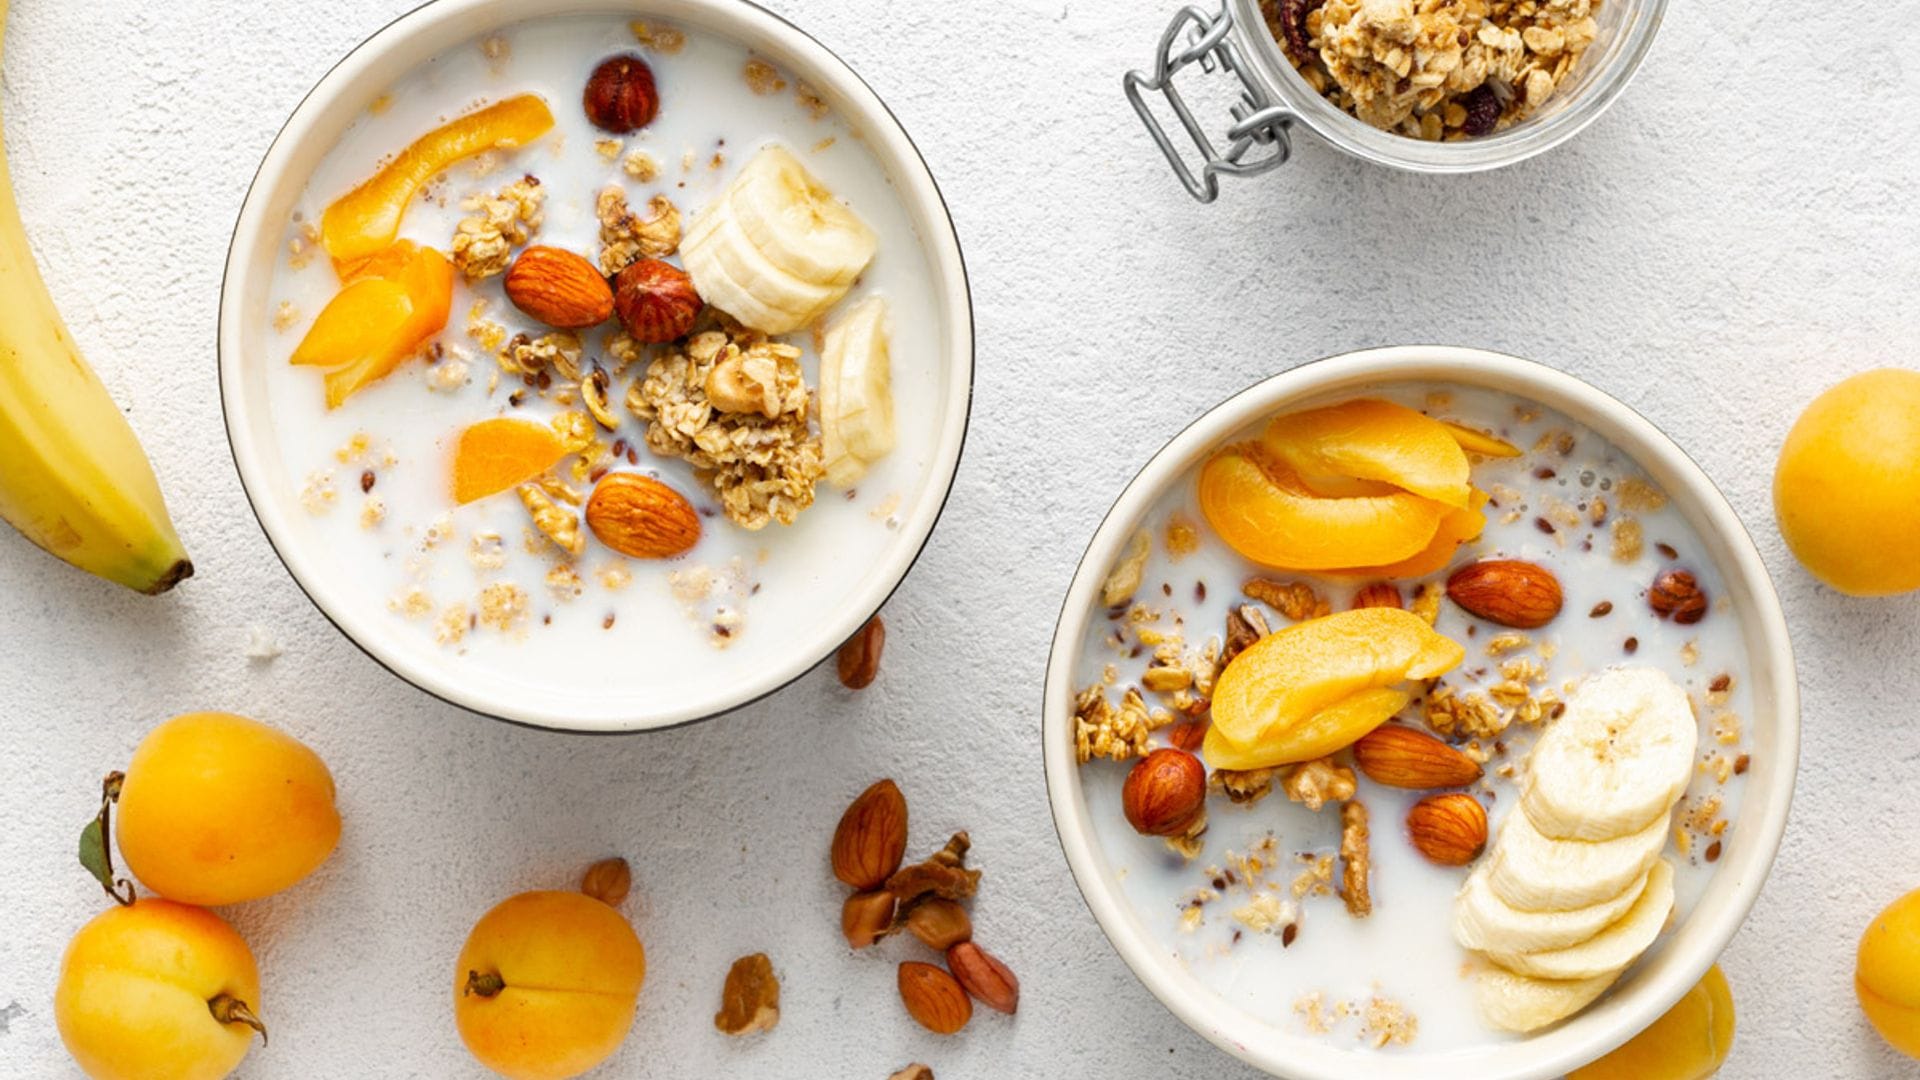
[1042,347,1797,1079]
[219,0,972,732]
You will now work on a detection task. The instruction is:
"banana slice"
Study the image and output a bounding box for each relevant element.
[1521,667,1697,842]
[1487,860,1675,981]
[725,144,876,287]
[682,211,835,334]
[1474,966,1619,1034]
[1454,861,1651,955]
[1487,807,1670,913]
[819,296,895,488]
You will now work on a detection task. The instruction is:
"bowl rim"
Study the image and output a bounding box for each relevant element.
[1041,345,1798,1079]
[216,0,974,735]
[1227,0,1670,174]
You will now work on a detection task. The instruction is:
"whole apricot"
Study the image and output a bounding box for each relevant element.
[116,712,340,906]
[55,899,266,1080]
[1569,964,1734,1079]
[1858,887,1920,1058]
[455,884,646,1080]
[1774,369,1920,596]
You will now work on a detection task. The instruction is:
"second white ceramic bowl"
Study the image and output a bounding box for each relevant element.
[1042,346,1797,1079]
[218,0,972,732]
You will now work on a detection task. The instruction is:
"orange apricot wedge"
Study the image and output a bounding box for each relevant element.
[452,418,568,505]
[1329,487,1491,579]
[1198,446,1449,571]
[298,242,453,409]
[1442,420,1524,459]
[321,94,555,274]
[1262,399,1473,508]
[1204,608,1464,771]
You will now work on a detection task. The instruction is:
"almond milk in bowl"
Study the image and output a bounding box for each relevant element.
[1042,348,1795,1079]
[219,0,971,731]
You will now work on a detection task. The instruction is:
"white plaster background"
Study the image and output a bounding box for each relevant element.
[1,0,1917,1076]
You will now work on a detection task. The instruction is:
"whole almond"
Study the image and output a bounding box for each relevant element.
[1406,793,1488,866]
[585,473,701,558]
[504,246,615,329]
[1445,559,1563,628]
[837,615,885,690]
[831,779,908,890]
[904,897,973,951]
[946,942,1019,1015]
[841,890,897,949]
[1352,725,1483,789]
[898,961,971,1035]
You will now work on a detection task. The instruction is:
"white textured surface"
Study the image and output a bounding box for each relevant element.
[1,0,1917,1077]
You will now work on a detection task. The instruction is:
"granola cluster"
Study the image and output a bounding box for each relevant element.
[451,175,545,280]
[596,186,681,275]
[626,328,824,529]
[1265,0,1602,139]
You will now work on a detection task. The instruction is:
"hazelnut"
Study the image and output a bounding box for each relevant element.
[1648,568,1708,624]
[841,890,897,949]
[1121,748,1207,837]
[613,257,702,343]
[583,54,659,133]
[903,897,972,951]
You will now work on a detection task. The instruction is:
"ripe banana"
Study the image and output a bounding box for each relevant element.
[1487,860,1675,981]
[682,144,876,334]
[819,296,895,487]
[1453,667,1696,1033]
[0,2,191,594]
[1520,667,1696,841]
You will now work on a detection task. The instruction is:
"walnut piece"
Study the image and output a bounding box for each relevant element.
[451,175,544,280]
[597,186,681,275]
[1283,758,1356,812]
[1222,603,1271,664]
[1210,767,1277,806]
[1245,578,1330,621]
[519,482,584,556]
[1338,800,1372,918]
[626,327,822,529]
[885,832,981,903]
[714,953,780,1036]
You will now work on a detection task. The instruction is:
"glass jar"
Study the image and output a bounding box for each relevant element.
[1125,0,1668,201]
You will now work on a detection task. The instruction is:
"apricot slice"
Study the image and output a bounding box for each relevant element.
[1262,399,1472,508]
[1330,488,1490,579]
[1443,420,1523,459]
[1198,446,1448,570]
[302,242,454,409]
[321,94,555,273]
[1203,608,1465,771]
[452,418,568,505]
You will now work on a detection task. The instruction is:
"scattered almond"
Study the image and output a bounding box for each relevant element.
[837,615,885,689]
[946,941,1019,1015]
[1352,725,1483,789]
[585,472,701,558]
[831,779,909,890]
[504,245,614,329]
[889,1067,934,1080]
[1446,559,1564,628]
[898,961,971,1035]
[1406,793,1488,866]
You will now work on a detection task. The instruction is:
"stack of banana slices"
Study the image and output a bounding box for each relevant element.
[1452,666,1698,1033]
[682,144,895,487]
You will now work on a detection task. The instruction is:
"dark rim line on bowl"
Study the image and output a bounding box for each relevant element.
[216,0,976,736]
[1039,347,1798,1071]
